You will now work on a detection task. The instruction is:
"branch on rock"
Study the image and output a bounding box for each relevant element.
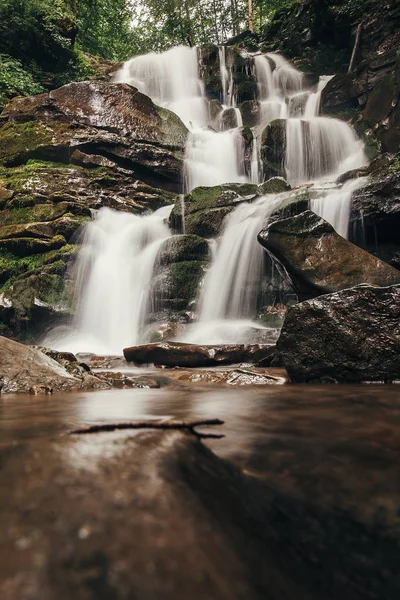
[68,419,225,440]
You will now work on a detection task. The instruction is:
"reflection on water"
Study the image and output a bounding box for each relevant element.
[2,384,400,475]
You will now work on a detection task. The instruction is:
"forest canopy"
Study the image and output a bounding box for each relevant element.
[0,0,295,107]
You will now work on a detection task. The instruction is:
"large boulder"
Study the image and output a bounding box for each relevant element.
[258,211,400,299]
[277,284,400,383]
[0,81,188,191]
[349,155,400,269]
[0,336,108,393]
[123,341,274,367]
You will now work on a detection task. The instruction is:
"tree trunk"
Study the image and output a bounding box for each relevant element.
[248,0,254,32]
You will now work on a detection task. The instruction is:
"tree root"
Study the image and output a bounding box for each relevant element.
[68,419,225,439]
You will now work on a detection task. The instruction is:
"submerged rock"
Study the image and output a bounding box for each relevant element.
[277,284,400,383]
[123,341,275,368]
[258,211,400,300]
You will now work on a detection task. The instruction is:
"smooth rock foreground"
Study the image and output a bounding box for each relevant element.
[0,336,109,393]
[258,211,400,300]
[123,341,276,367]
[277,284,400,383]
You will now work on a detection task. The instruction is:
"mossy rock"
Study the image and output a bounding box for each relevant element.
[0,121,69,167]
[170,183,259,237]
[0,234,66,257]
[259,177,291,195]
[185,207,233,238]
[158,235,209,265]
[236,80,257,103]
[268,188,312,224]
[152,260,206,312]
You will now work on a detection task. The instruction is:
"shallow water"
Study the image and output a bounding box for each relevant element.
[2,384,400,599]
[2,383,400,475]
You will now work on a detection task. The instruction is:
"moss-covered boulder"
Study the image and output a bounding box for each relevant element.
[170,183,259,238]
[151,260,207,314]
[157,234,209,265]
[259,177,291,195]
[1,81,188,191]
[0,244,78,339]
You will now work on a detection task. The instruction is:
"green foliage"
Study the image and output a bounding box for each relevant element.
[0,54,45,109]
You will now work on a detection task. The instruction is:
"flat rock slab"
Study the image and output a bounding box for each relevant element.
[258,210,400,299]
[123,341,276,367]
[277,284,400,383]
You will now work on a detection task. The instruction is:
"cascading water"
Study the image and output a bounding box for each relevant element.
[311,177,367,238]
[184,193,287,344]
[44,206,172,354]
[46,45,369,353]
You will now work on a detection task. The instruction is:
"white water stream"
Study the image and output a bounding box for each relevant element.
[45,46,368,352]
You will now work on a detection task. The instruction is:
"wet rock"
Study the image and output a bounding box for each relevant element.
[277,284,400,383]
[95,372,167,389]
[260,119,286,179]
[151,261,207,314]
[220,107,239,130]
[239,100,261,127]
[350,162,400,269]
[258,177,291,195]
[157,234,209,265]
[0,336,109,393]
[258,211,400,300]
[123,341,275,367]
[320,74,358,115]
[168,366,286,386]
[170,183,259,237]
[1,81,188,191]
[0,234,66,257]
[267,186,311,224]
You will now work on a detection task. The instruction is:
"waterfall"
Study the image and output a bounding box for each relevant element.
[114,46,208,128]
[44,206,172,354]
[45,46,369,353]
[311,178,367,238]
[184,193,287,344]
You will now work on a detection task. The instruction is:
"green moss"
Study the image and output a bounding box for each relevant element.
[169,261,205,303]
[159,234,209,264]
[0,121,56,165]
[0,202,72,225]
[0,243,77,289]
[388,153,400,175]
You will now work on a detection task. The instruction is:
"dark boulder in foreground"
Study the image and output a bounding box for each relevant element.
[277,284,400,383]
[0,336,109,393]
[123,341,276,367]
[258,211,400,300]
